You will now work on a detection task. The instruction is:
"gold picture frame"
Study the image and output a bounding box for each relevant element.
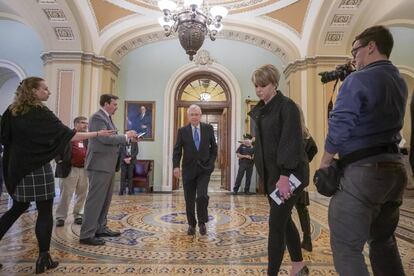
[245,99,258,136]
[125,101,155,141]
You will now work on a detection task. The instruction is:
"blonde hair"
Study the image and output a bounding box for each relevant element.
[297,103,310,139]
[9,77,44,115]
[251,64,280,87]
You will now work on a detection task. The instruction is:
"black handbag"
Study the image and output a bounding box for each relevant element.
[313,160,341,197]
[313,144,400,197]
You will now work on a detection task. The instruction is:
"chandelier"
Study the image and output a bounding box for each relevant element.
[158,0,228,61]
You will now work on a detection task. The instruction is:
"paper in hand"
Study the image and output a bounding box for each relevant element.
[269,174,302,205]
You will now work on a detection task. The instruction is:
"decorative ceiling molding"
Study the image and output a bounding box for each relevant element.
[324,31,344,45]
[338,0,363,9]
[89,0,136,32]
[54,27,74,40]
[283,55,350,77]
[41,51,120,75]
[113,29,290,64]
[193,50,215,67]
[37,0,57,4]
[122,0,279,14]
[43,8,67,22]
[330,14,353,26]
[263,0,309,35]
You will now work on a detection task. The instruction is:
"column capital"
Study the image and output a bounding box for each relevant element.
[40,51,120,76]
[284,56,351,78]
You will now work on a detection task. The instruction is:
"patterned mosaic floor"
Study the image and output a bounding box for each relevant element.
[0,192,413,275]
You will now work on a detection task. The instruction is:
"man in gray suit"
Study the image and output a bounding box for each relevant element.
[80,94,137,246]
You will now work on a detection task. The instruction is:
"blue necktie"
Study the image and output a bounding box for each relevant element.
[194,127,200,150]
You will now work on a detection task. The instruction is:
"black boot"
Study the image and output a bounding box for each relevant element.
[35,252,59,274]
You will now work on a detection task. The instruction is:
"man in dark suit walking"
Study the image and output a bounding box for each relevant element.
[173,104,217,236]
[80,94,137,246]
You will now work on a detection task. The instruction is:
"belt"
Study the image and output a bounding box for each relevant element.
[358,162,404,168]
[73,166,84,168]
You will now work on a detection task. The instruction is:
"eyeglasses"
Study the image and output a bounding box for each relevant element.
[351,44,367,58]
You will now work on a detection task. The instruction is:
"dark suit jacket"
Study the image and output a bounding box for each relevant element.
[173,122,218,179]
[120,141,139,164]
[55,139,88,178]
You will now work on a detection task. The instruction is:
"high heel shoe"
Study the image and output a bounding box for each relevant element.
[295,265,309,276]
[35,252,59,274]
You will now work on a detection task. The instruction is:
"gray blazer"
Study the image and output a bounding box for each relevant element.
[85,109,126,173]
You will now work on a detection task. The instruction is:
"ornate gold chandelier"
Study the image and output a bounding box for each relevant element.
[158,0,228,61]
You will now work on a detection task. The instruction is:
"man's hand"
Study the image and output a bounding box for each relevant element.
[319,151,335,169]
[276,175,291,203]
[124,157,131,164]
[173,168,180,179]
[126,130,137,139]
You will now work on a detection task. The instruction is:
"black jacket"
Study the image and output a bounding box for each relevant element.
[55,138,88,178]
[120,141,139,164]
[173,122,218,178]
[1,106,75,194]
[249,91,309,195]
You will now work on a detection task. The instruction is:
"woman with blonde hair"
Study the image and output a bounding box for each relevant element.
[249,64,309,275]
[0,77,113,273]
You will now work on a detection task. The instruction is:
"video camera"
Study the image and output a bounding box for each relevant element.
[318,63,355,84]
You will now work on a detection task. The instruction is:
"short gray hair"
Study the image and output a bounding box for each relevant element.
[187,104,202,114]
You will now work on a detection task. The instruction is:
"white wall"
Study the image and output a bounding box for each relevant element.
[0,20,44,77]
[0,75,19,114]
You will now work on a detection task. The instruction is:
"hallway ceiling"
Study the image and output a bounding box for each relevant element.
[0,0,413,65]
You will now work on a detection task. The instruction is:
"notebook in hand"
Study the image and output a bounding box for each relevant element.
[269,174,302,205]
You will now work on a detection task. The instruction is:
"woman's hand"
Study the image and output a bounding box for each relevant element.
[276,175,291,203]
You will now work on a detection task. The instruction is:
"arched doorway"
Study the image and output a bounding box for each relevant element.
[0,60,26,114]
[173,72,231,191]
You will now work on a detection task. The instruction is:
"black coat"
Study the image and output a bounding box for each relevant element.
[173,122,218,179]
[1,106,75,195]
[55,138,88,178]
[120,141,139,164]
[249,91,309,195]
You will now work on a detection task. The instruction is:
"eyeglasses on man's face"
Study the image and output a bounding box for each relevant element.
[351,43,368,58]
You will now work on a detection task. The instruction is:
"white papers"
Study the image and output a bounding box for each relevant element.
[269,174,302,205]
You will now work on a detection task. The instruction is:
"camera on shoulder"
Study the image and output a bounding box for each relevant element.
[318,63,355,84]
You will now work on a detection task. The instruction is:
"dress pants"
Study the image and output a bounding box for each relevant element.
[233,160,254,193]
[329,154,406,276]
[183,169,210,227]
[120,163,134,194]
[56,167,88,220]
[80,170,115,239]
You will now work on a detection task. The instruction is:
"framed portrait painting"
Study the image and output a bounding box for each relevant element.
[125,101,155,141]
[245,99,258,137]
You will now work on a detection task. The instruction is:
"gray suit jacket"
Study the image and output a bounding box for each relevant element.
[85,109,127,173]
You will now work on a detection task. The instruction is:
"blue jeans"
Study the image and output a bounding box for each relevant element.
[329,153,406,276]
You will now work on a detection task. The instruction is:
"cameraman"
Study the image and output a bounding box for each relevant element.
[319,25,407,276]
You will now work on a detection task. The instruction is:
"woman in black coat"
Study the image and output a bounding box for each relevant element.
[249,64,309,276]
[0,77,113,273]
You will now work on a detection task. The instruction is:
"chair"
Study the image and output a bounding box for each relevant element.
[132,160,153,192]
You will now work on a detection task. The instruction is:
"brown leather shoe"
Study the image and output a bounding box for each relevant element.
[187,225,196,235]
[199,223,207,235]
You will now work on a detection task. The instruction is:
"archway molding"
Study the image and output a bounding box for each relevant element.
[161,62,242,191]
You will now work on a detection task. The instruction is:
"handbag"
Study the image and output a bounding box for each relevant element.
[313,160,341,197]
[313,144,400,197]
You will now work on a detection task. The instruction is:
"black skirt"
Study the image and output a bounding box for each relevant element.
[13,163,55,202]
